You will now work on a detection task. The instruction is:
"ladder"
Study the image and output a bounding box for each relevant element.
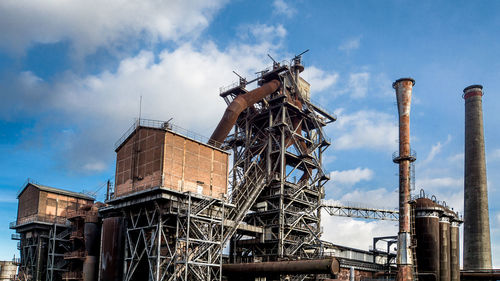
[410,201,419,281]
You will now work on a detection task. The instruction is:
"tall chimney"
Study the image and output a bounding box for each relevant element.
[463,84,492,270]
[393,78,416,281]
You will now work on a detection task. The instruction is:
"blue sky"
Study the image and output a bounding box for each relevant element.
[0,0,499,266]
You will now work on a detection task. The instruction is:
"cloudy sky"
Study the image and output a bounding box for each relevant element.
[0,0,499,266]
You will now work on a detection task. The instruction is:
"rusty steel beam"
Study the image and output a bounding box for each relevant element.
[222,258,340,276]
[393,78,416,281]
[209,79,281,146]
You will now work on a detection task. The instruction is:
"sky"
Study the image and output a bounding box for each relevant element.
[0,0,499,267]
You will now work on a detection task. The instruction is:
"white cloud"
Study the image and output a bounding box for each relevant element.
[348,72,370,98]
[489,149,500,161]
[321,211,397,251]
[496,212,500,225]
[0,0,226,56]
[422,135,452,164]
[448,153,464,163]
[330,167,374,186]
[338,187,398,208]
[332,109,398,151]
[1,27,336,173]
[417,177,462,190]
[338,36,362,51]
[301,66,338,94]
[272,0,296,18]
[241,24,287,43]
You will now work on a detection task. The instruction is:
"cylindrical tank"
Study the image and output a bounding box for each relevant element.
[450,217,460,281]
[439,214,451,281]
[415,198,441,281]
[83,256,97,281]
[100,216,125,281]
[0,261,18,281]
[85,222,100,256]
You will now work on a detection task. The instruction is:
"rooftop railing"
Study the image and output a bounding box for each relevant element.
[114,118,223,150]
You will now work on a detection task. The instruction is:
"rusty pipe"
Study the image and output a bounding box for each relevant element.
[393,78,415,281]
[209,80,281,146]
[222,258,340,276]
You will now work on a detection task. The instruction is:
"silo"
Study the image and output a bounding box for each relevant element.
[449,214,461,281]
[415,198,441,281]
[439,212,452,281]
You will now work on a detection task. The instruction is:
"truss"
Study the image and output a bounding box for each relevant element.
[221,60,335,280]
[322,202,399,221]
[46,224,71,281]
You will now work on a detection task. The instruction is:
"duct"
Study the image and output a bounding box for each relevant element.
[209,80,281,146]
[83,256,97,281]
[393,78,416,281]
[222,258,340,276]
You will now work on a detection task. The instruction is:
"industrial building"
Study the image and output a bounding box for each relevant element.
[7,55,499,281]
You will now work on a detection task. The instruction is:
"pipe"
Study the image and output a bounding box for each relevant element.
[209,80,281,146]
[460,270,500,279]
[222,258,340,276]
[462,84,492,270]
[393,78,416,281]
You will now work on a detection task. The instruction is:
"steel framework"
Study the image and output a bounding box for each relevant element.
[46,224,71,281]
[120,191,226,281]
[322,202,399,221]
[221,58,335,280]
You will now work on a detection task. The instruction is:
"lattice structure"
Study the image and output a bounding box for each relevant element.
[222,58,335,280]
[322,202,399,221]
[46,224,71,281]
[175,193,224,281]
[123,200,177,281]
[19,231,48,281]
[118,191,225,281]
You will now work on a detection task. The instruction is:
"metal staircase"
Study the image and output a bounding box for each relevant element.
[223,154,268,245]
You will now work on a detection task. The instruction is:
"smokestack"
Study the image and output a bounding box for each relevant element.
[463,84,492,270]
[393,78,416,281]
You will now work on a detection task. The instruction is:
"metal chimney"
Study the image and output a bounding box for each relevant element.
[463,84,492,270]
[393,78,416,281]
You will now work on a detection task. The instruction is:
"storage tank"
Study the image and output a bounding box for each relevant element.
[414,198,441,281]
[100,216,125,281]
[439,211,452,281]
[0,261,18,281]
[450,215,461,281]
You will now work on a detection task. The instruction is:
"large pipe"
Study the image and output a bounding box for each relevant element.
[462,84,492,270]
[222,258,340,276]
[209,80,281,146]
[460,270,500,280]
[393,78,416,281]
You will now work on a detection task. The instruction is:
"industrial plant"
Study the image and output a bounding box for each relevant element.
[5,54,499,281]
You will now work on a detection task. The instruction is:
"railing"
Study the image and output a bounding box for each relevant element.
[114,118,223,149]
[11,233,21,240]
[14,214,70,227]
[64,250,85,259]
[9,221,16,229]
[62,271,83,279]
[16,177,40,197]
[219,81,241,94]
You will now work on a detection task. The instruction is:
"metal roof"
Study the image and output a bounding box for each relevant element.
[17,182,95,201]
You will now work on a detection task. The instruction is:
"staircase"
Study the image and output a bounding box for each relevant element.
[223,155,268,245]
